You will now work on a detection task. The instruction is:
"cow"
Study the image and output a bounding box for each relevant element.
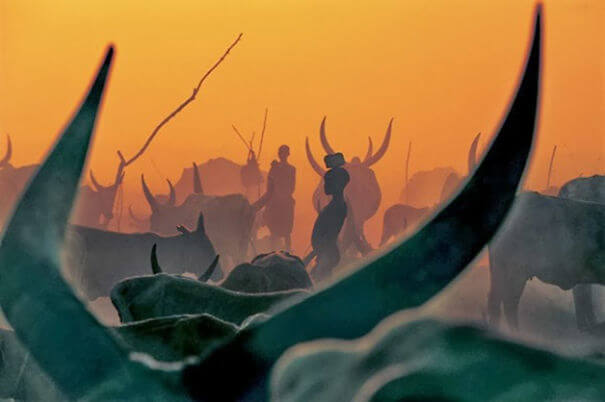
[379,204,430,246]
[381,134,480,247]
[63,212,222,300]
[71,161,125,229]
[558,174,605,329]
[139,162,265,266]
[0,135,126,230]
[111,272,307,325]
[306,118,392,254]
[487,191,605,330]
[111,250,311,324]
[0,136,39,227]
[220,251,313,293]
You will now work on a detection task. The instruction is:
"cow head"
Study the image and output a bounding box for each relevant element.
[140,174,184,234]
[86,161,125,225]
[140,162,207,235]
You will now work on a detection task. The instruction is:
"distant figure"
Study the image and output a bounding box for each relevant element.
[241,149,263,200]
[263,145,296,250]
[306,153,350,282]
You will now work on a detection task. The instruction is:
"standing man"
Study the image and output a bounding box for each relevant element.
[263,145,296,250]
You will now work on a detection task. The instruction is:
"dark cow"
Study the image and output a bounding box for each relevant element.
[64,212,222,300]
[379,204,429,246]
[488,192,605,330]
[140,163,263,265]
[381,134,480,247]
[221,251,312,293]
[111,250,311,325]
[0,136,39,226]
[558,174,605,329]
[306,118,391,254]
[0,136,125,230]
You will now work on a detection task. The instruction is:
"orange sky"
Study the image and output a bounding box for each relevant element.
[0,0,603,253]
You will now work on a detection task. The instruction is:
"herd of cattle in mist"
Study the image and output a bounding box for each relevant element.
[0,7,603,401]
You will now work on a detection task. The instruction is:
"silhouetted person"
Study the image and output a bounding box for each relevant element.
[263,145,296,250]
[241,149,263,201]
[306,152,350,282]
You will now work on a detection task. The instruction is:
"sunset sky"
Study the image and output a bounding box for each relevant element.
[0,0,603,252]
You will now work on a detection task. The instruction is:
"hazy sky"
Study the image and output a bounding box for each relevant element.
[1,0,603,252]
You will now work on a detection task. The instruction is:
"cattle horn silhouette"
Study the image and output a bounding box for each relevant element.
[0,134,12,168]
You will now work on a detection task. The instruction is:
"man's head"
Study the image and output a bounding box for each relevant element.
[278,145,290,161]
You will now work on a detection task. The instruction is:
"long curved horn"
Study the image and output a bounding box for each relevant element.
[0,134,12,167]
[183,6,541,399]
[305,137,326,176]
[319,117,336,155]
[467,132,481,174]
[0,47,173,399]
[362,137,373,164]
[128,205,148,224]
[192,162,204,194]
[141,174,159,213]
[89,169,103,191]
[166,179,176,206]
[150,244,163,274]
[364,118,393,167]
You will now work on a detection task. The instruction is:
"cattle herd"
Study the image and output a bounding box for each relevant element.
[0,7,603,401]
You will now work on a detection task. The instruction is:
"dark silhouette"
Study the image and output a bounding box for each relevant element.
[262,145,296,250]
[488,192,605,331]
[380,204,429,246]
[234,109,268,201]
[139,166,261,266]
[558,174,605,330]
[306,117,392,255]
[306,153,350,282]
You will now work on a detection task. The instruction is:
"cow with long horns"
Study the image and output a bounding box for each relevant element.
[139,162,266,266]
[0,136,39,226]
[0,135,124,230]
[306,117,392,254]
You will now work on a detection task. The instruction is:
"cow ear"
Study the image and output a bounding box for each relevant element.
[196,212,206,234]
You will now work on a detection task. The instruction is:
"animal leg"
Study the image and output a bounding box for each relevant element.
[502,277,527,331]
[573,284,597,331]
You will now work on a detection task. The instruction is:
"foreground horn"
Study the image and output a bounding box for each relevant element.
[192,162,204,194]
[319,116,336,155]
[150,244,163,274]
[363,118,393,167]
[305,137,326,176]
[0,47,175,399]
[183,7,542,400]
[140,174,159,213]
[0,134,12,167]
[467,132,481,174]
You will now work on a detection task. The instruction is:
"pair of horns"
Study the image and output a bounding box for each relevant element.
[141,174,175,212]
[0,134,12,167]
[150,244,220,281]
[306,117,392,176]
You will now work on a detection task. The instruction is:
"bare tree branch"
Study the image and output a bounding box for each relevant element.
[117,33,243,167]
